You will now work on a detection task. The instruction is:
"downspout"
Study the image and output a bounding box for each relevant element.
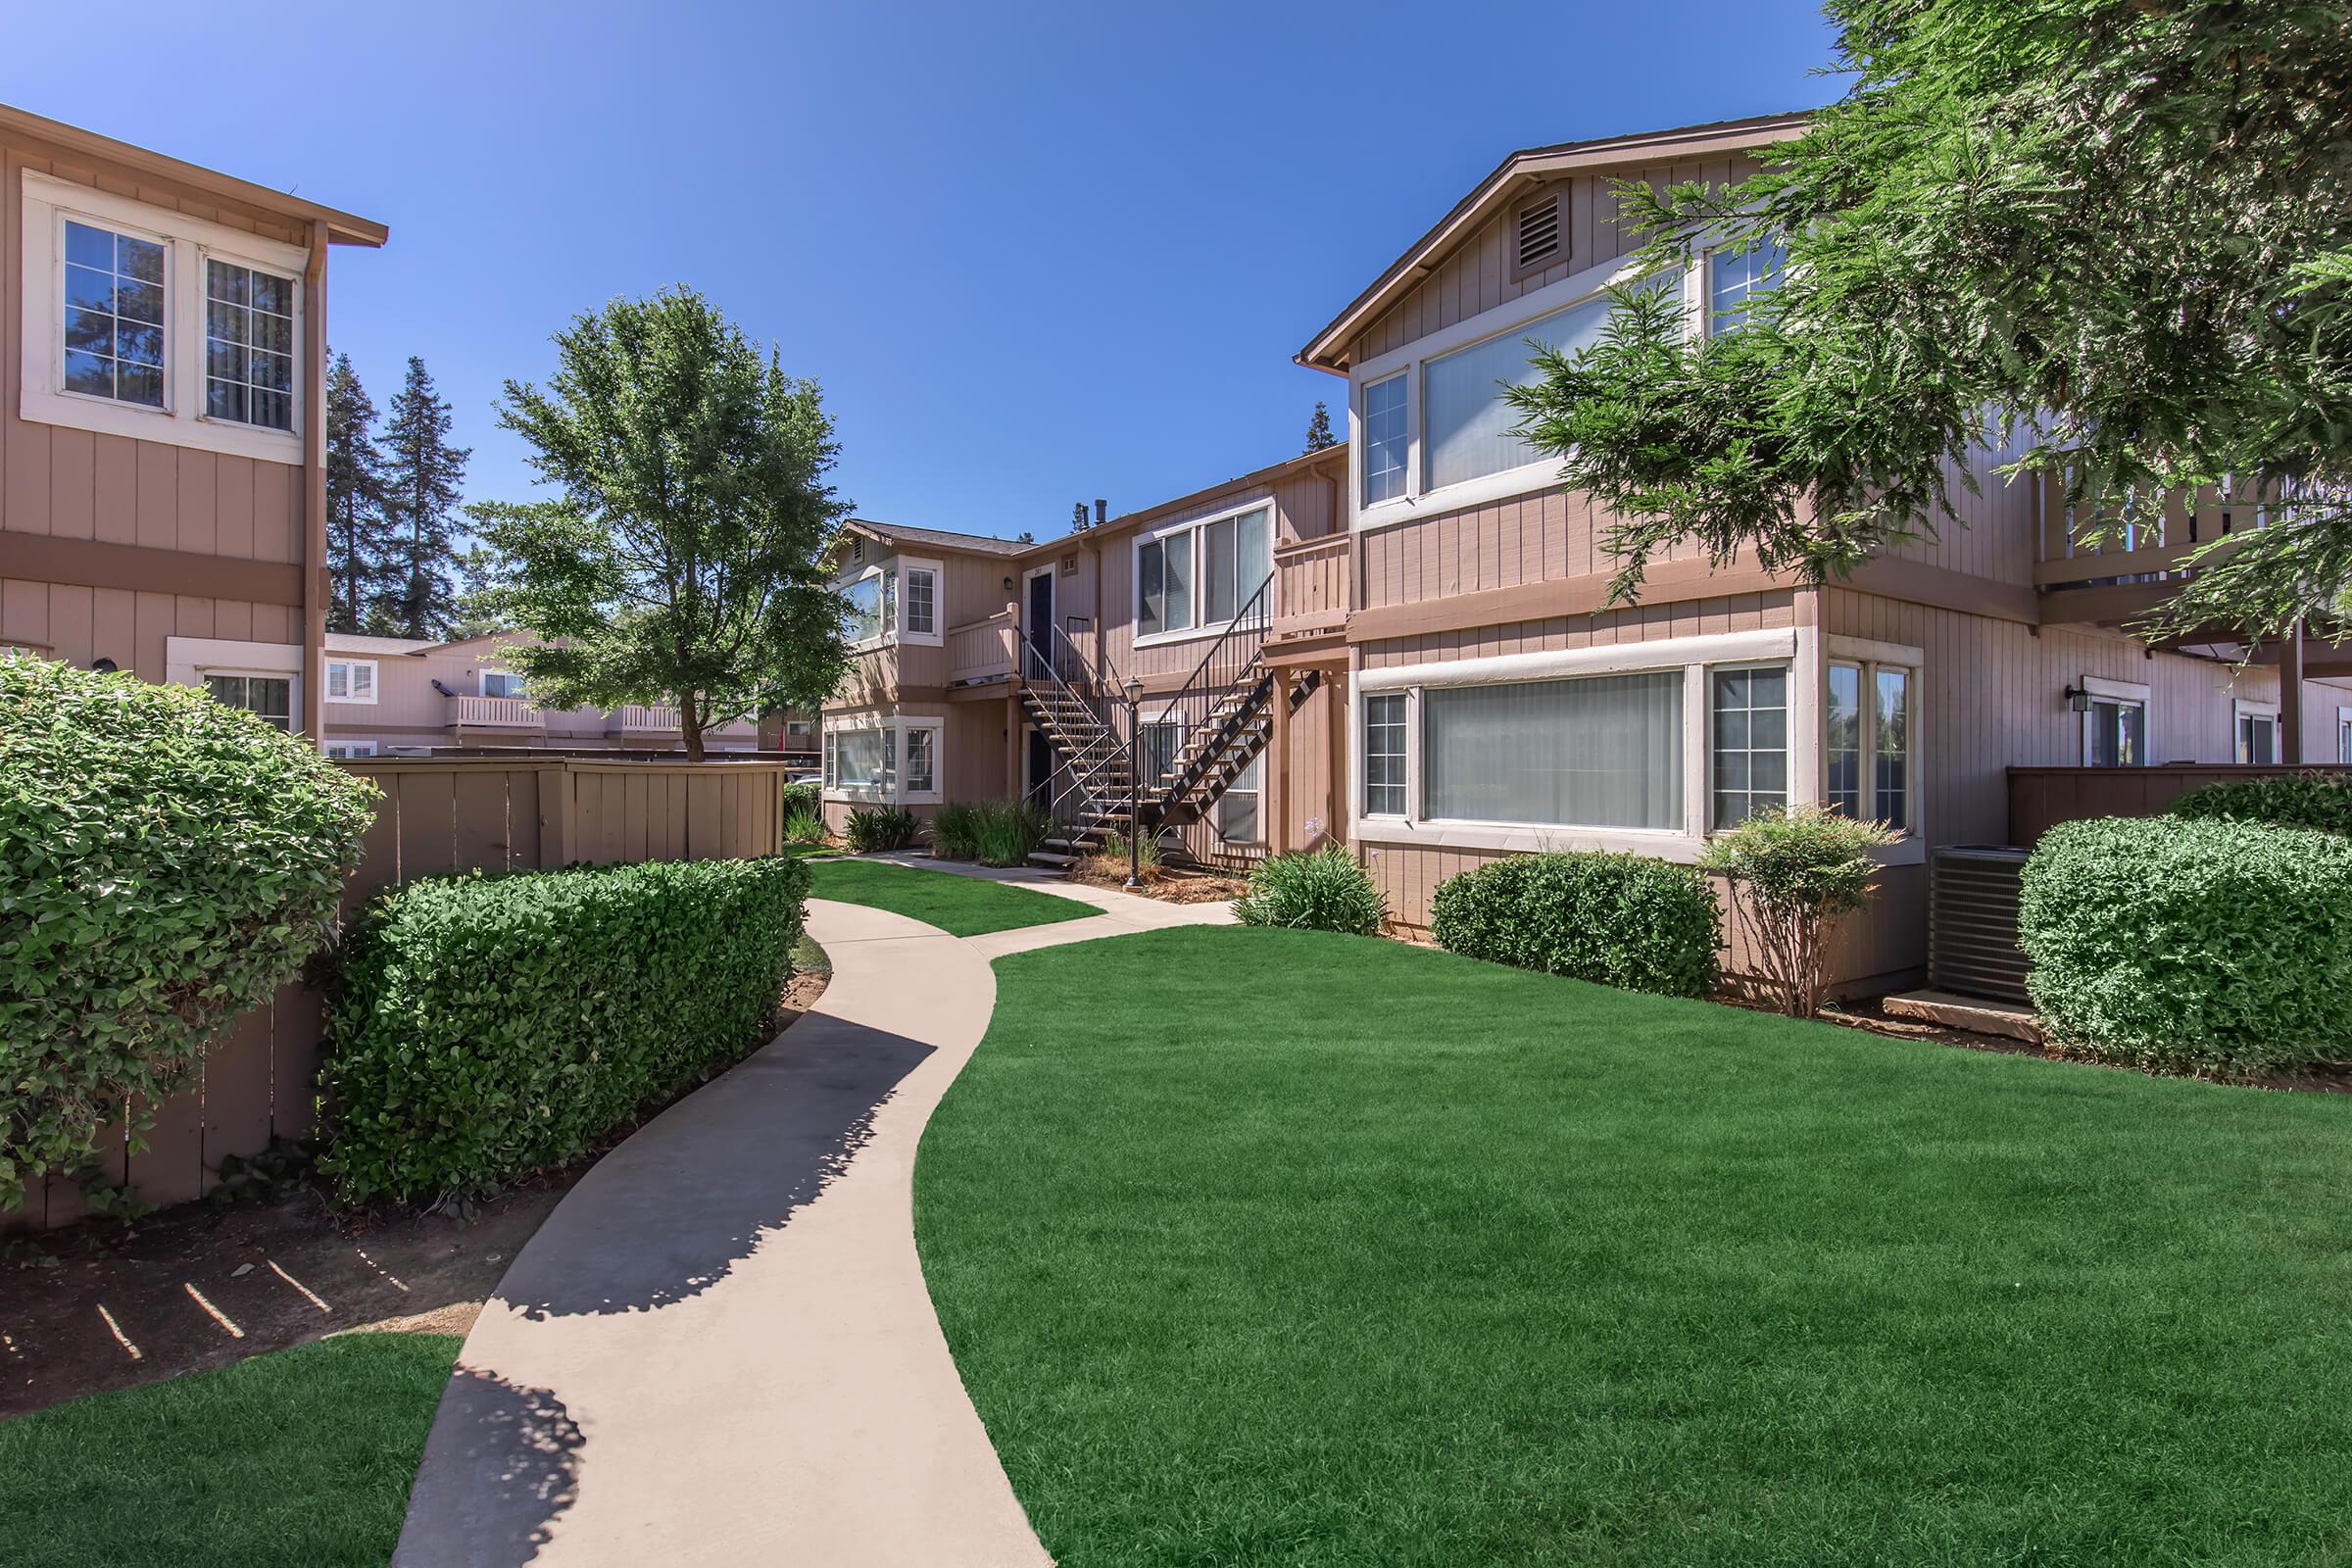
[301,219,329,746]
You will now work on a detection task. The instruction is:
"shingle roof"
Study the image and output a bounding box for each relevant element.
[849,518,1037,557]
[324,632,443,656]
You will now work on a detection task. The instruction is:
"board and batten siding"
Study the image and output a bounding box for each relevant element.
[0,134,313,681]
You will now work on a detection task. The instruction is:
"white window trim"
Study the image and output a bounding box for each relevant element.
[324,657,379,705]
[2234,697,2281,763]
[2339,704,2352,764]
[2079,673,2152,766]
[1823,633,1924,843]
[898,558,944,647]
[1348,247,1702,533]
[1348,625,1922,866]
[1131,498,1277,651]
[844,564,893,653]
[21,172,307,465]
[325,740,378,759]
[164,635,304,735]
[820,713,943,806]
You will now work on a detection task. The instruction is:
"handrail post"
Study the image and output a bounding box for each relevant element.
[1124,678,1143,889]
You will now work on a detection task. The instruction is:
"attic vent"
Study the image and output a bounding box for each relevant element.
[1517,193,1561,271]
[851,537,864,564]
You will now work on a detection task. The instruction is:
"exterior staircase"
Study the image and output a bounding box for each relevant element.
[1017,575,1318,872]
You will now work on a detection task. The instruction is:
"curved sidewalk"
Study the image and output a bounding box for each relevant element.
[393,893,1143,1568]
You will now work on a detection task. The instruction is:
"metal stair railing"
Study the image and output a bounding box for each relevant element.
[1018,621,1134,843]
[1146,571,1276,819]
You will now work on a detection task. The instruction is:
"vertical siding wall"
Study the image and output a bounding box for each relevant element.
[5,757,795,1234]
[0,139,310,678]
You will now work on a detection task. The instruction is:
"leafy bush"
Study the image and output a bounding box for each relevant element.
[2169,771,2352,836]
[933,800,1050,867]
[1431,852,1719,999]
[321,855,809,1202]
[780,780,820,823]
[843,807,918,854]
[1234,849,1386,935]
[2020,816,2352,1078]
[783,804,828,845]
[0,657,374,1213]
[1697,806,1898,1016]
[1090,830,1162,882]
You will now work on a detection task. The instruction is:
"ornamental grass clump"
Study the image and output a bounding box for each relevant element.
[1431,851,1719,998]
[0,657,375,1212]
[1233,849,1387,935]
[320,855,810,1203]
[933,800,1051,867]
[2020,815,2352,1078]
[843,807,918,854]
[1697,806,1894,1017]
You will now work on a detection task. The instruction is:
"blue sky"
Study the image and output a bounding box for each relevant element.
[4,0,1835,540]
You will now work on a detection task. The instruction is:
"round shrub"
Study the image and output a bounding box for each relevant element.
[0,657,374,1211]
[1233,848,1387,935]
[2169,772,2352,836]
[1431,851,1720,998]
[2020,816,2352,1078]
[320,854,810,1203]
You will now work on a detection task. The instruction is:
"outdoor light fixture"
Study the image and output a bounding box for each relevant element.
[2063,684,2092,713]
[1003,574,1015,593]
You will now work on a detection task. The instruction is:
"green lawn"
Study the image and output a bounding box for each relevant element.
[915,927,2352,1567]
[0,1332,457,1568]
[806,856,1096,937]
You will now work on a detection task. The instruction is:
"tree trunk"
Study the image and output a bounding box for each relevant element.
[681,709,706,763]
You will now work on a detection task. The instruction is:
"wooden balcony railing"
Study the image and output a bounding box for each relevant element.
[608,705,756,737]
[2034,469,2307,588]
[1271,534,1351,642]
[948,606,1018,685]
[449,694,544,727]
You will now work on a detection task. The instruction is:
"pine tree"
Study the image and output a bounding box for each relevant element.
[322,352,396,634]
[1303,400,1337,453]
[377,356,471,640]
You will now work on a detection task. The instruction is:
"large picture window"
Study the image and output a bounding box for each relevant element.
[1424,671,1684,830]
[831,727,891,789]
[1423,295,1609,492]
[1137,508,1271,639]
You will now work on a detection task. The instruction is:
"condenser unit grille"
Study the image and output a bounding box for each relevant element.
[1929,845,2032,1004]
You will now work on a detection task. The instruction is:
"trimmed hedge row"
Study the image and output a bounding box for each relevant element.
[2020,816,2352,1078]
[321,855,810,1202]
[1431,851,1720,998]
[2169,772,2352,836]
[0,657,373,1213]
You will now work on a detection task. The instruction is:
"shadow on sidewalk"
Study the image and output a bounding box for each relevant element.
[494,1017,935,1320]
[392,1368,584,1568]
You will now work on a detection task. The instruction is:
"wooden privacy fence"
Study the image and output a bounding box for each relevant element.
[2007,763,2352,847]
[5,756,797,1234]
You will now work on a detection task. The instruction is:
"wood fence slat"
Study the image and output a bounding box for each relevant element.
[127,1080,207,1209]
[452,767,511,873]
[270,985,326,1143]
[396,767,461,880]
[202,1002,275,1181]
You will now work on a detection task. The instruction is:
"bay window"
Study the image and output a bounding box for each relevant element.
[1425,671,1685,830]
[1137,507,1271,640]
[905,726,935,795]
[845,573,886,644]
[1825,660,1912,829]
[823,716,943,803]
[1708,666,1788,829]
[831,727,891,790]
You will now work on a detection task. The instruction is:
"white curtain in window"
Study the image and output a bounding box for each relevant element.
[834,729,887,787]
[1423,672,1684,829]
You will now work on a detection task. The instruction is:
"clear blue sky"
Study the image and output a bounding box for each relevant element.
[4,0,1835,540]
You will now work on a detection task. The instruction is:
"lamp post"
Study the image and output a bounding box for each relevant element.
[1123,674,1146,889]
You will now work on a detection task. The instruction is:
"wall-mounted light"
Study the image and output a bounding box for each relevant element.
[1003,575,1015,593]
[2063,684,2092,713]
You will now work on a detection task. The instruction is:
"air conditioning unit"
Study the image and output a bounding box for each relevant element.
[1928,846,2032,1004]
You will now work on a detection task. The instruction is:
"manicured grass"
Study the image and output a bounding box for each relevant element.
[915,927,2352,1566]
[806,857,1096,937]
[0,1332,458,1568]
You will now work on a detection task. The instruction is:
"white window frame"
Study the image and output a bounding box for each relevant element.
[2339,704,2352,764]
[844,565,892,651]
[1822,634,1922,837]
[1348,247,1701,531]
[323,657,378,705]
[201,668,296,732]
[1360,690,1410,818]
[898,559,943,646]
[820,713,943,806]
[479,667,528,701]
[2079,674,2152,767]
[1706,659,1794,833]
[164,635,304,735]
[20,172,307,465]
[2234,697,2282,764]
[324,740,377,759]
[1132,499,1275,651]
[1215,752,1263,846]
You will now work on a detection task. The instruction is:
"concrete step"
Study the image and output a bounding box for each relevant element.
[1881,989,2042,1043]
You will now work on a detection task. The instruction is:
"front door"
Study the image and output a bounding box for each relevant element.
[1027,570,1055,668]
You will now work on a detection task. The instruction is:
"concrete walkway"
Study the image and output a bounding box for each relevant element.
[394,876,1229,1568]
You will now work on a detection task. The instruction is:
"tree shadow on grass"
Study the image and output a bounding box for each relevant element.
[392,1367,584,1568]
[493,1018,935,1319]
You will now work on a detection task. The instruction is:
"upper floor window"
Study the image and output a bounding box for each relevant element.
[1361,373,1407,505]
[482,670,528,700]
[63,220,166,409]
[206,260,296,430]
[206,673,291,732]
[1424,293,1610,492]
[845,573,886,643]
[1709,236,1787,335]
[1138,507,1270,641]
[903,566,937,638]
[324,657,377,704]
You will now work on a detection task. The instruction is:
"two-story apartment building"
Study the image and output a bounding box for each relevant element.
[0,105,384,733]
[318,629,788,758]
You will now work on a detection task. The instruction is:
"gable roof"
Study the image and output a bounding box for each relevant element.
[845,518,1038,558]
[1296,110,1811,374]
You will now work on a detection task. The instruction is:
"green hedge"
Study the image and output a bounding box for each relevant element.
[2020,816,2352,1077]
[2169,772,2352,836]
[320,855,809,1202]
[781,780,821,823]
[844,807,918,854]
[1234,849,1387,935]
[0,657,373,1213]
[1430,852,1720,998]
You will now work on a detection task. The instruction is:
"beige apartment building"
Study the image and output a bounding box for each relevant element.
[0,104,383,731]
[827,110,2352,997]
